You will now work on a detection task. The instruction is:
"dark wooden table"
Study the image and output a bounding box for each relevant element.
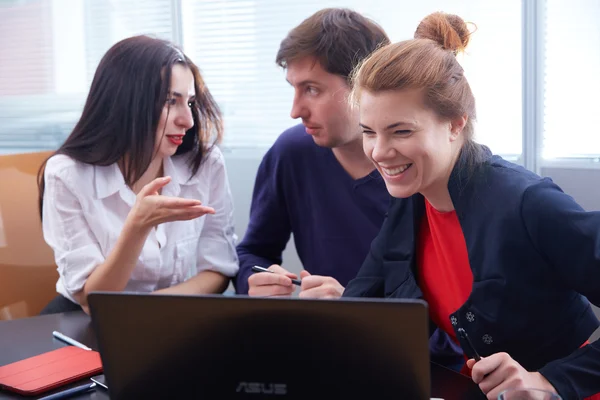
[0,312,484,399]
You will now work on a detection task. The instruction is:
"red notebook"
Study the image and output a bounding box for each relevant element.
[0,346,103,396]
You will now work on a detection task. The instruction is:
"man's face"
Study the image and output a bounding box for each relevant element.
[286,56,360,148]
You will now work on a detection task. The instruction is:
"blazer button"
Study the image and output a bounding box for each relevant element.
[482,334,493,345]
[466,312,475,322]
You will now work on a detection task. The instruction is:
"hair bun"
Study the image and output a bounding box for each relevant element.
[414,12,472,54]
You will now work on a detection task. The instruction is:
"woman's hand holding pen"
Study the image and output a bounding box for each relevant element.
[129,176,215,230]
[298,271,344,299]
[467,352,557,400]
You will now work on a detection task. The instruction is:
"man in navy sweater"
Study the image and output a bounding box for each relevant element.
[235,8,390,298]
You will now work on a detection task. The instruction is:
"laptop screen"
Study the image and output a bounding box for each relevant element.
[89,293,431,399]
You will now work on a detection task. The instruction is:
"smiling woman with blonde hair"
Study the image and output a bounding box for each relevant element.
[344,11,600,400]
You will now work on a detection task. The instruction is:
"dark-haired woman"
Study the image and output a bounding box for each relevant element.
[40,36,238,314]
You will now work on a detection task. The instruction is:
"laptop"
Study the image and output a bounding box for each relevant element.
[88,293,431,399]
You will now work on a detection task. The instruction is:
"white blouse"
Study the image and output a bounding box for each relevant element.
[42,146,239,303]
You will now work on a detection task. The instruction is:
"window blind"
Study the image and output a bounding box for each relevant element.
[1,0,522,158]
[0,0,175,154]
[182,0,522,156]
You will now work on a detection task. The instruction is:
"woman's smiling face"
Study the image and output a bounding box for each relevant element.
[360,87,464,200]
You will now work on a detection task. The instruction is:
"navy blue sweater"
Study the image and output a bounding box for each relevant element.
[235,124,390,293]
[344,146,600,399]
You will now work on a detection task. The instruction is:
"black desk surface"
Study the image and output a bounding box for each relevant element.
[0,312,485,399]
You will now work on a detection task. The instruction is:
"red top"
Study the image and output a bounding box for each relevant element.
[416,200,600,399]
[417,199,473,342]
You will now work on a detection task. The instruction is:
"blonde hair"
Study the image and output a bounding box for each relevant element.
[351,12,476,139]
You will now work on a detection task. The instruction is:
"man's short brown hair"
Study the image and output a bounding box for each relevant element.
[276,8,390,82]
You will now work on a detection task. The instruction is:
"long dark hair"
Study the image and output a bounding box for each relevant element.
[38,35,222,217]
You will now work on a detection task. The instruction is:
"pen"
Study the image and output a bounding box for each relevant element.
[251,266,302,286]
[90,375,108,389]
[52,331,92,351]
[37,382,96,400]
[457,327,481,361]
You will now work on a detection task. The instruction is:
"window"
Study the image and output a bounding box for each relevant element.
[543,0,600,159]
[1,0,522,157]
[0,0,174,154]
[182,0,523,156]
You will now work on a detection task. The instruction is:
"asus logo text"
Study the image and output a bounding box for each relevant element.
[236,382,287,395]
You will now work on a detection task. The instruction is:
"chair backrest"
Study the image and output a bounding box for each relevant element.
[0,151,57,320]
